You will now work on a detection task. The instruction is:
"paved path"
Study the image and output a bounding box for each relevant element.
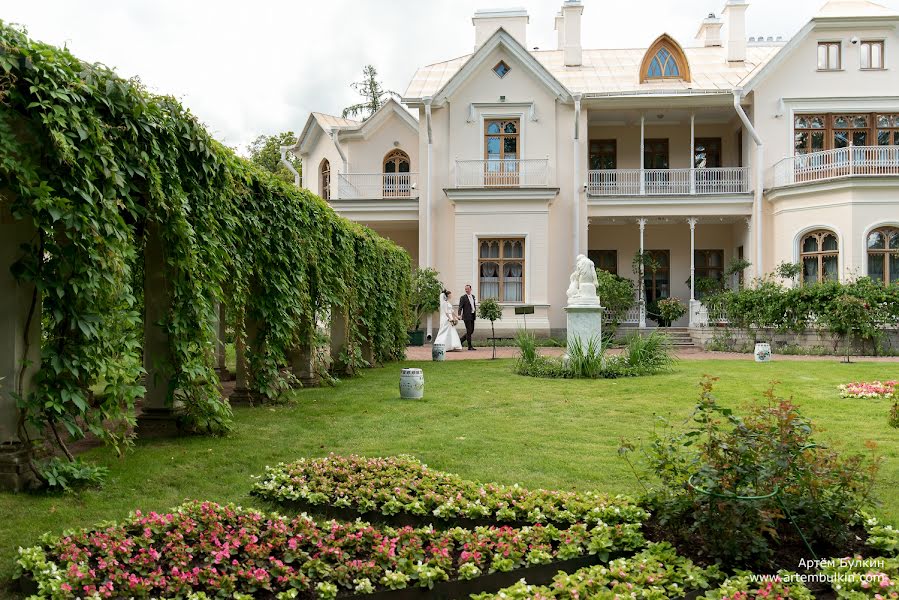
[406,344,899,362]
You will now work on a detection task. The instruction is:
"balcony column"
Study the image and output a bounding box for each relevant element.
[688,218,700,327]
[638,218,647,329]
[639,115,646,195]
[689,113,696,195]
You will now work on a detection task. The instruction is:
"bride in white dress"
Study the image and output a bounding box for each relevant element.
[434,290,463,351]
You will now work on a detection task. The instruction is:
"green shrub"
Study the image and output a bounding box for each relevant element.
[620,376,881,568]
[566,336,607,379]
[514,329,538,365]
[622,331,675,375]
[657,297,687,326]
[595,269,635,332]
[38,457,108,492]
[407,268,443,330]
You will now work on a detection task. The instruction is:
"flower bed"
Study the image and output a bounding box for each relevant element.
[471,542,724,599]
[705,572,814,600]
[820,554,899,599]
[838,381,897,399]
[14,500,645,599]
[252,454,647,529]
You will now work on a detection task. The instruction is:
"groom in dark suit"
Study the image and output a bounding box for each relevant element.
[458,284,477,351]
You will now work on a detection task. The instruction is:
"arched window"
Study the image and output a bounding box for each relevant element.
[383,149,410,198]
[640,35,691,83]
[867,226,899,284]
[800,230,839,284]
[320,159,330,201]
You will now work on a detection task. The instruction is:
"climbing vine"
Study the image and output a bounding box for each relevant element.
[0,23,410,464]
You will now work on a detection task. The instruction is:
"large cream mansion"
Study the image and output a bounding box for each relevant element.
[289,0,899,335]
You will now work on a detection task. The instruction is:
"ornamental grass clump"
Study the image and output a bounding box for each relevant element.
[13,500,646,599]
[620,376,882,569]
[252,454,648,528]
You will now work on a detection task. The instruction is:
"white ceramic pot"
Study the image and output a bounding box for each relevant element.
[432,343,446,361]
[399,368,424,399]
[754,342,772,362]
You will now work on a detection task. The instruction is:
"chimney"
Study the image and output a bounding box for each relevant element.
[722,0,748,62]
[696,13,723,47]
[554,11,565,50]
[561,0,583,66]
[472,8,529,52]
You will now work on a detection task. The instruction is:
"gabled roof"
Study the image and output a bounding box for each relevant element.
[742,0,899,92]
[294,112,359,155]
[405,44,781,99]
[336,97,418,141]
[815,0,897,18]
[405,27,572,105]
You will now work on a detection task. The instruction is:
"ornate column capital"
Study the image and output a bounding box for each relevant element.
[687,217,699,229]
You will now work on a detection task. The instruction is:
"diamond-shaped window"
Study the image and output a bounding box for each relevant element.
[493,61,511,78]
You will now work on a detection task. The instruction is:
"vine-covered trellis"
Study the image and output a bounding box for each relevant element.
[0,22,410,472]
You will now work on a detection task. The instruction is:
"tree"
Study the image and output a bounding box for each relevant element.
[246,131,301,185]
[595,268,635,335]
[342,65,400,120]
[478,298,503,359]
[407,268,443,331]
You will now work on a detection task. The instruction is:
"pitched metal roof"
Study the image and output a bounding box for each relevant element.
[403,44,783,99]
[815,0,897,18]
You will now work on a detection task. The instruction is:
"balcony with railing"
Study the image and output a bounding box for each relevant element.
[772,146,899,188]
[587,167,750,196]
[336,173,417,200]
[453,159,551,188]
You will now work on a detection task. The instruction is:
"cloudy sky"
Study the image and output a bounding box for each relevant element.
[4,0,895,152]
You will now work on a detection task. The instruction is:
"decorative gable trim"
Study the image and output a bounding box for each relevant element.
[337,98,419,141]
[430,28,572,105]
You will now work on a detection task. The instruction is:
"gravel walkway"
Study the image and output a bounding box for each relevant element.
[405,345,899,362]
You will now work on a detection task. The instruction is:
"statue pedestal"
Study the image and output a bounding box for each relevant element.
[564,304,603,354]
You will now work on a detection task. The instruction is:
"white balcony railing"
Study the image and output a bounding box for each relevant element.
[587,167,750,196]
[337,173,417,199]
[454,159,551,188]
[773,146,899,187]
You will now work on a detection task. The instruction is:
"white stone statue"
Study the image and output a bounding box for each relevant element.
[566,254,601,306]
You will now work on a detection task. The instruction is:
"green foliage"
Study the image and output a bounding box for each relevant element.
[407,268,443,330]
[890,401,899,429]
[478,297,503,358]
[621,377,881,568]
[513,329,538,366]
[0,24,410,456]
[342,65,399,120]
[477,297,503,322]
[245,131,301,184]
[38,457,108,492]
[709,277,899,348]
[656,297,687,325]
[621,331,675,375]
[595,268,635,331]
[566,336,607,379]
[775,260,803,282]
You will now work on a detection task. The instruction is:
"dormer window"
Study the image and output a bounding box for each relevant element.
[493,61,511,78]
[640,35,691,82]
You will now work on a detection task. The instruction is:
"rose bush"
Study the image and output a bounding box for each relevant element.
[14,500,645,599]
[252,454,648,527]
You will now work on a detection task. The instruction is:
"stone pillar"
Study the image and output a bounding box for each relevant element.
[330,304,352,376]
[288,314,319,387]
[136,221,180,438]
[229,315,257,406]
[0,206,40,491]
[214,303,228,380]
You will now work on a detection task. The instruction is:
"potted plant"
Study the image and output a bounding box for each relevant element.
[477,297,503,359]
[407,268,443,346]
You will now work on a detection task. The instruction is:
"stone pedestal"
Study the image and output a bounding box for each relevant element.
[1,206,42,490]
[229,317,257,406]
[214,303,229,380]
[136,222,179,436]
[288,341,319,388]
[564,304,604,353]
[330,305,352,376]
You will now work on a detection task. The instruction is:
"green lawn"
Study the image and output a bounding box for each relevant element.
[1,358,898,590]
